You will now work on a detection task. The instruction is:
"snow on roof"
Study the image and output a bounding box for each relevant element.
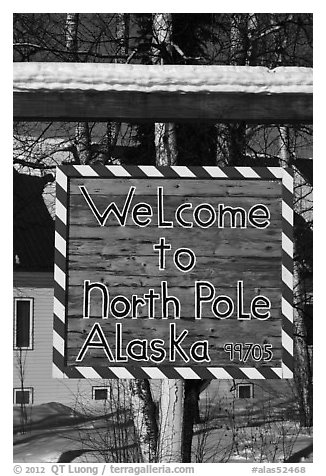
[14,63,312,95]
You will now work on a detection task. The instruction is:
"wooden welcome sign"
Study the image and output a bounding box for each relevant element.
[53,165,293,379]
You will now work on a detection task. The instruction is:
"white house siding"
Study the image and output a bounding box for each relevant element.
[13,272,115,407]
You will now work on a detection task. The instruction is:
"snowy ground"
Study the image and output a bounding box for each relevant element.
[192,421,313,463]
[13,402,313,464]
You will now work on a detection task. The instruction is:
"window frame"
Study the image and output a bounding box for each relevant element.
[13,387,34,405]
[236,382,254,399]
[13,297,34,350]
[92,386,110,401]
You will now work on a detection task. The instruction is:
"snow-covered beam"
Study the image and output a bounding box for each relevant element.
[13,63,312,123]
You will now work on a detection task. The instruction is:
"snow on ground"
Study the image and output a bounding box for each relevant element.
[14,402,139,463]
[191,418,313,463]
[13,402,313,464]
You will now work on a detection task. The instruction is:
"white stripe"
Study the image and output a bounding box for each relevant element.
[271,368,283,378]
[56,167,67,191]
[282,297,293,322]
[282,233,293,258]
[282,265,293,290]
[52,364,65,378]
[202,166,227,178]
[170,166,196,177]
[53,330,65,355]
[55,199,67,225]
[54,264,66,290]
[282,201,293,226]
[235,167,260,178]
[282,169,293,194]
[282,364,293,379]
[53,297,65,321]
[267,167,283,178]
[109,367,135,378]
[55,231,66,258]
[138,165,164,177]
[141,367,168,379]
[239,368,265,379]
[174,367,201,379]
[73,165,99,176]
[106,166,131,177]
[282,330,293,355]
[207,368,233,379]
[76,367,102,379]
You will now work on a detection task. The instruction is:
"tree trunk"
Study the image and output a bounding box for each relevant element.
[293,271,313,427]
[129,380,158,462]
[293,182,313,427]
[152,13,178,166]
[226,14,255,165]
[158,379,184,462]
[105,13,129,164]
[65,13,79,61]
[65,13,91,165]
[75,122,91,165]
[279,126,290,167]
[154,122,178,166]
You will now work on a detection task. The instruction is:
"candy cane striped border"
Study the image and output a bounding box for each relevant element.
[53,165,293,379]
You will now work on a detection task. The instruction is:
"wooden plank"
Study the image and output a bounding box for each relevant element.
[69,178,282,197]
[14,91,312,123]
[68,226,281,260]
[67,258,281,287]
[13,63,312,122]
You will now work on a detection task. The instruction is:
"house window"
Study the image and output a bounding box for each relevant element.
[92,387,110,400]
[236,383,254,399]
[14,298,34,349]
[13,387,34,405]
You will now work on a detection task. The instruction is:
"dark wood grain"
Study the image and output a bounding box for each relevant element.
[14,91,312,123]
[69,178,281,197]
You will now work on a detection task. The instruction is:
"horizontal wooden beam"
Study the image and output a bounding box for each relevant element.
[13,63,313,123]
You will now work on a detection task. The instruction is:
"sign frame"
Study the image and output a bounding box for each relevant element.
[53,165,293,379]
